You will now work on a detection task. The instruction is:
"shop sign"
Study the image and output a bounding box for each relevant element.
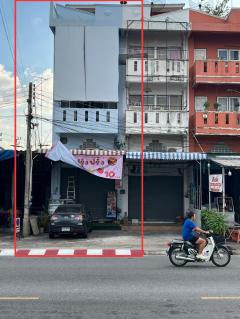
[75,155,123,180]
[209,174,223,192]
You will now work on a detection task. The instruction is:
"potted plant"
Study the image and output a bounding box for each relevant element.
[214,102,220,111]
[38,213,50,234]
[203,100,210,111]
[201,209,228,237]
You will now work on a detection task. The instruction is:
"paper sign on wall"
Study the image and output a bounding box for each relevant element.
[209,174,223,193]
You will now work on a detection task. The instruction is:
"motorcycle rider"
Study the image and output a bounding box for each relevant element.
[182,211,209,260]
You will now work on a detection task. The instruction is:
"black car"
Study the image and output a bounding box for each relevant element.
[49,204,93,239]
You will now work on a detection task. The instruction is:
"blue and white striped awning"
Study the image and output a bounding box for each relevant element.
[126,152,207,161]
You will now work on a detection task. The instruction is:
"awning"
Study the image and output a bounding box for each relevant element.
[38,148,125,156]
[126,152,207,160]
[0,150,14,161]
[210,156,240,168]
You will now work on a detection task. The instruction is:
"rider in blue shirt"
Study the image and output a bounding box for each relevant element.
[182,211,209,260]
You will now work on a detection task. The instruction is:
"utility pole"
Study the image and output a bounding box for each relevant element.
[23,82,33,237]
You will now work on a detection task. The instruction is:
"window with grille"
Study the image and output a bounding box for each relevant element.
[195,96,207,111]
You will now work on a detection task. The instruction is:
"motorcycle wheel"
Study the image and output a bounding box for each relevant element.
[211,246,231,267]
[169,247,188,267]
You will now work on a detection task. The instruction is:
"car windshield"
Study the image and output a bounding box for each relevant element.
[55,206,83,214]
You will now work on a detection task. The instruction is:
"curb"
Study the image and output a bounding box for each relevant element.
[0,249,143,257]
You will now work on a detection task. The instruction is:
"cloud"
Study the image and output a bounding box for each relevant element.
[0,64,53,149]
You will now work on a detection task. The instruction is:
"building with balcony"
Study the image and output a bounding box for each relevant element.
[189,8,240,154]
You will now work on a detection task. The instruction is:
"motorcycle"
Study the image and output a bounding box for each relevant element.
[167,231,231,267]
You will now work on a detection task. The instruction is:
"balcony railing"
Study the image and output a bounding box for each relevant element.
[195,111,240,135]
[126,58,188,83]
[127,104,185,111]
[194,60,240,85]
[126,110,188,134]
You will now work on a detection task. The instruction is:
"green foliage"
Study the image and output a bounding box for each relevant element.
[199,0,230,18]
[201,209,228,236]
[38,213,50,231]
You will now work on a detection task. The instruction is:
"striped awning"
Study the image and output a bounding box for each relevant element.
[37,148,125,156]
[126,152,207,160]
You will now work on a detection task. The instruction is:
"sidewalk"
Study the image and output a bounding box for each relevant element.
[1,229,239,255]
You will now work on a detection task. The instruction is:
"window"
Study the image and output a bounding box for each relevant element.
[129,95,141,107]
[60,137,67,144]
[157,47,167,60]
[170,96,182,110]
[74,110,77,121]
[217,97,228,111]
[85,111,88,122]
[156,113,159,123]
[144,95,154,107]
[145,113,148,123]
[195,96,207,111]
[106,111,110,122]
[134,61,138,72]
[229,97,240,111]
[145,47,155,59]
[145,61,148,73]
[218,49,228,60]
[157,95,168,109]
[226,113,229,124]
[63,110,66,121]
[230,50,239,60]
[168,47,181,60]
[194,49,206,61]
[96,111,99,122]
[134,112,137,123]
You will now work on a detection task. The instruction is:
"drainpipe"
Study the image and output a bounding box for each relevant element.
[222,166,225,213]
[207,162,211,211]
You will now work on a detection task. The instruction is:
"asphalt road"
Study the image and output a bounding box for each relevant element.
[0,256,240,319]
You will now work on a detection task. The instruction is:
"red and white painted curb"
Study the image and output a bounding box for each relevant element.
[0,249,143,257]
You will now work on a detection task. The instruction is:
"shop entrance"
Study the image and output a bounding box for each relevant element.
[128,175,183,222]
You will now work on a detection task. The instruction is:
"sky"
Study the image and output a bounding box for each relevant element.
[0,0,231,149]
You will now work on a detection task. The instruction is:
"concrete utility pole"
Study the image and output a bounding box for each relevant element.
[23,82,33,237]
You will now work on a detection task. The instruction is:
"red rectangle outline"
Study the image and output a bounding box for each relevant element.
[14,0,144,258]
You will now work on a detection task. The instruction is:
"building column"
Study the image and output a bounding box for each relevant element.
[116,163,128,220]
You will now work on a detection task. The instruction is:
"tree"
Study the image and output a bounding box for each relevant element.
[199,0,230,17]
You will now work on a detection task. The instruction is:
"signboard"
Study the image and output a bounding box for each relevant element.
[16,217,20,233]
[75,155,123,180]
[209,174,223,192]
[106,191,117,219]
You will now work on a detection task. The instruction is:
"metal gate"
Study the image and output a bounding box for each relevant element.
[128,176,183,221]
[61,168,115,220]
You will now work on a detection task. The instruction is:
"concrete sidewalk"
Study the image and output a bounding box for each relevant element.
[1,229,239,255]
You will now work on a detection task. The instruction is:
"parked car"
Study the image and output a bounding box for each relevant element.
[49,204,93,239]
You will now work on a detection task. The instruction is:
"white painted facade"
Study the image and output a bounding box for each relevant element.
[49,3,193,221]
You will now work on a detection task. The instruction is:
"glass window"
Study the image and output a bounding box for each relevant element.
[157,47,167,60]
[145,47,155,59]
[170,96,182,110]
[217,97,228,111]
[106,111,110,122]
[63,110,66,121]
[229,97,240,111]
[157,95,168,109]
[195,96,207,111]
[74,110,77,121]
[168,47,181,60]
[230,50,239,60]
[218,49,228,60]
[134,61,138,72]
[144,95,154,106]
[134,112,137,123]
[194,49,206,61]
[96,111,99,122]
[129,95,141,107]
[85,111,88,122]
